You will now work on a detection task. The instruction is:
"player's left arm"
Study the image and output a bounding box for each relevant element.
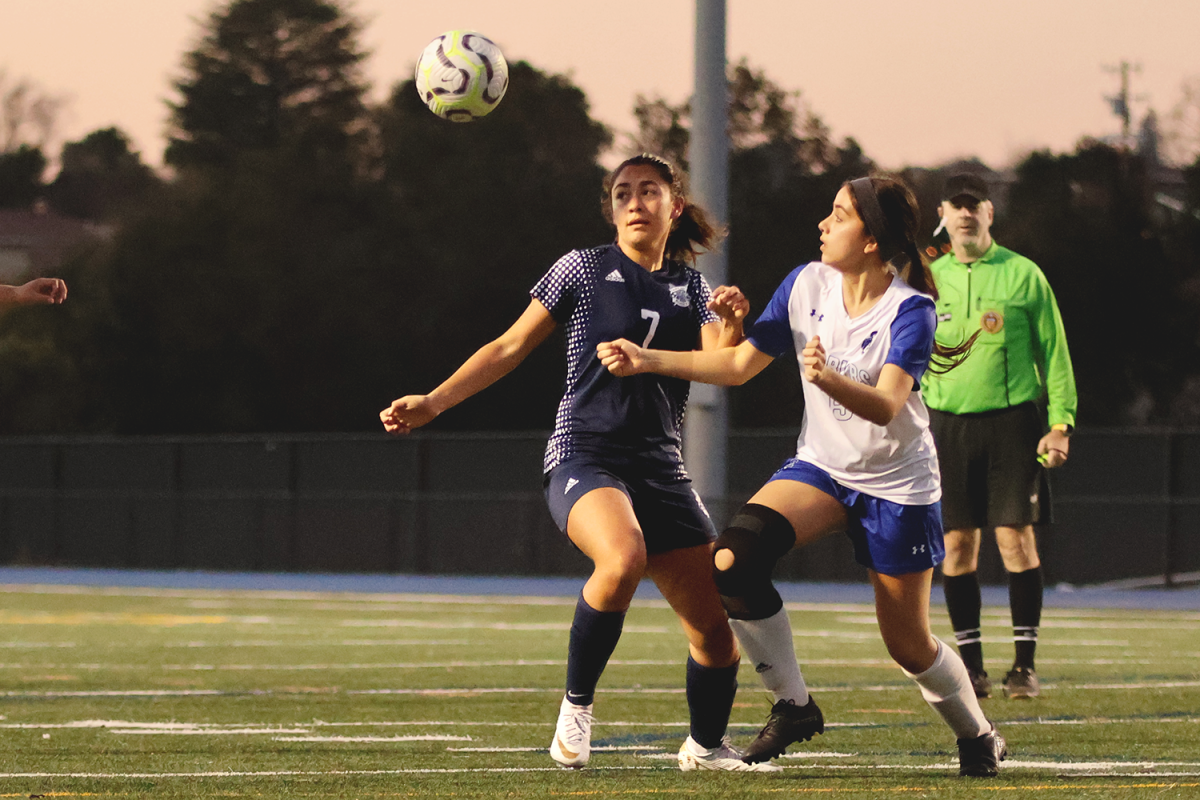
[802,336,914,426]
[1030,268,1077,468]
[700,284,749,350]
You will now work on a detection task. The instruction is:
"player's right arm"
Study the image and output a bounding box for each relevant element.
[0,278,68,307]
[597,337,773,386]
[381,299,557,435]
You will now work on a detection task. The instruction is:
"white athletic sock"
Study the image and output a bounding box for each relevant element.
[728,607,809,705]
[904,638,990,740]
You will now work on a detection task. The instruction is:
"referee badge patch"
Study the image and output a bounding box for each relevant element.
[980,309,1004,334]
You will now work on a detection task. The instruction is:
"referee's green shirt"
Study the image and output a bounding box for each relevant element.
[921,242,1078,429]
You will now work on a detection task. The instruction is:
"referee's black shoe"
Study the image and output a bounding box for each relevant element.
[957,725,1007,777]
[1002,667,1040,699]
[741,696,824,763]
[967,667,992,699]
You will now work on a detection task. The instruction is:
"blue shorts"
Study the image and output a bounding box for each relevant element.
[769,458,945,576]
[544,455,716,555]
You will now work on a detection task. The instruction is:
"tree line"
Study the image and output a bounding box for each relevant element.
[1,0,1198,434]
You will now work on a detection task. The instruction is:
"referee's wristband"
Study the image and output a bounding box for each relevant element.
[1051,423,1073,436]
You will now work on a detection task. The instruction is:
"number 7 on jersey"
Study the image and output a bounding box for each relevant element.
[640,309,660,347]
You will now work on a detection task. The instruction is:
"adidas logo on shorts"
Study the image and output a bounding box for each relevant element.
[565,477,579,494]
[605,270,625,283]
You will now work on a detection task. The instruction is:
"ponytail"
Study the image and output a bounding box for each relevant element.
[665,200,721,264]
[847,176,978,373]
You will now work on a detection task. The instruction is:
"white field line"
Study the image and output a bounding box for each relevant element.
[445,746,863,755]
[271,735,472,742]
[5,676,1199,699]
[5,715,1198,735]
[116,728,311,735]
[448,745,663,753]
[1,763,1199,779]
[840,615,1200,630]
[160,658,898,670]
[0,657,1183,672]
[0,767,658,778]
[0,584,580,607]
[0,718,860,731]
[163,639,471,648]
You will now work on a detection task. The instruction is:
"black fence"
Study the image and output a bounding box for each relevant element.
[0,429,1197,586]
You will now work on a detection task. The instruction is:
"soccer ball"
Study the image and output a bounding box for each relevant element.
[414,31,509,122]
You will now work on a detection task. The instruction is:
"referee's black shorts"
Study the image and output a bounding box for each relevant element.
[928,402,1050,531]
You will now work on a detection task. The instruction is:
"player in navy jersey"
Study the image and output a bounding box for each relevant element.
[381,154,779,773]
[598,176,1005,778]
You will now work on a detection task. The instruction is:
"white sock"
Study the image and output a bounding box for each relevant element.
[904,638,990,740]
[728,607,809,705]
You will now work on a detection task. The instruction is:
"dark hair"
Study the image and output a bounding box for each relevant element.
[601,153,723,264]
[846,175,977,373]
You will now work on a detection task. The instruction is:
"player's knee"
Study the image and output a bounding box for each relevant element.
[712,503,796,619]
[995,526,1039,570]
[592,543,647,592]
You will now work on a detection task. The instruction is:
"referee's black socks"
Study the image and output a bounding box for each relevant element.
[1008,566,1043,670]
[943,572,984,674]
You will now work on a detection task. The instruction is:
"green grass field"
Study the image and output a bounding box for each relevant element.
[1,581,1198,799]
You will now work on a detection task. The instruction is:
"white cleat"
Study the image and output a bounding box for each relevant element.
[678,735,783,772]
[549,696,593,768]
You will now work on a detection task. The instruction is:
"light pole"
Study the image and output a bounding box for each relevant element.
[685,0,730,520]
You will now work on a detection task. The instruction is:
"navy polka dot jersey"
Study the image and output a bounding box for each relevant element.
[531,244,719,474]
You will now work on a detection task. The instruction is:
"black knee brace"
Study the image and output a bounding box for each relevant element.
[712,503,797,620]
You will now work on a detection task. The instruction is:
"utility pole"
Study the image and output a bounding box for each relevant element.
[686,0,730,520]
[1104,60,1142,148]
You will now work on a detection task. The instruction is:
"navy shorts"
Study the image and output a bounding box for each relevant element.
[544,455,716,555]
[768,458,945,576]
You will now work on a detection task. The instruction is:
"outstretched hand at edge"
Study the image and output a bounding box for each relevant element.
[380,395,441,435]
[6,278,67,306]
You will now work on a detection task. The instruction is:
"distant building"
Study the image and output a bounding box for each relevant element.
[0,204,111,282]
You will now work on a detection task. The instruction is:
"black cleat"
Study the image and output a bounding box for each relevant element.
[957,726,1007,777]
[741,696,825,764]
[967,668,992,699]
[1003,666,1040,699]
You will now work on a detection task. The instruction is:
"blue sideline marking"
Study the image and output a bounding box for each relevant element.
[1,567,1198,611]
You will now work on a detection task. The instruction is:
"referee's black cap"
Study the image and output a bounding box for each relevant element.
[942,173,990,202]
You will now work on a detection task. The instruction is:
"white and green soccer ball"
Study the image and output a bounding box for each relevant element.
[414,31,509,122]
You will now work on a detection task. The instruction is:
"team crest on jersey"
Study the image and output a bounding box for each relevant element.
[669,285,689,308]
[980,309,1004,334]
[860,330,878,351]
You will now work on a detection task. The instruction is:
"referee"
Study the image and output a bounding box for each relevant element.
[922,173,1077,700]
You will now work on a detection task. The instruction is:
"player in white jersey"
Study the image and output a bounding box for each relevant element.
[382,155,779,773]
[598,176,1003,778]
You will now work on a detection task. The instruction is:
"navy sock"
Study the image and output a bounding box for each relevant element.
[564,594,625,706]
[943,572,984,673]
[1009,566,1043,669]
[686,655,739,749]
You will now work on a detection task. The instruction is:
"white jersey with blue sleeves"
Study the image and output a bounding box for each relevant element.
[532,245,719,474]
[747,260,942,505]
